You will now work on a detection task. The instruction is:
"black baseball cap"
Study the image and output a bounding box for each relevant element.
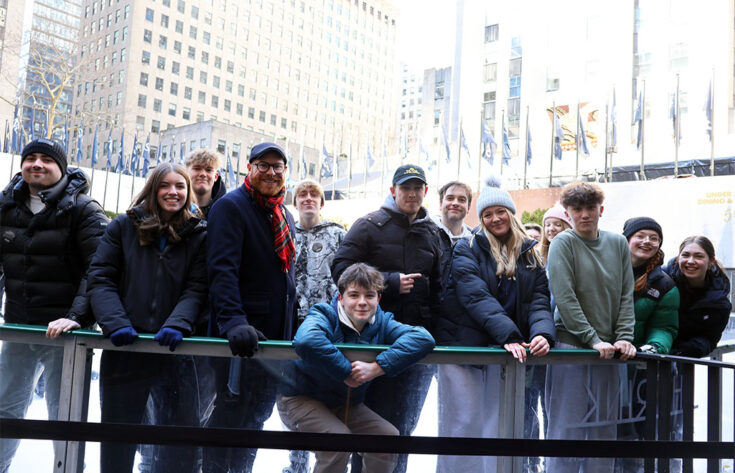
[392,164,427,185]
[249,142,287,164]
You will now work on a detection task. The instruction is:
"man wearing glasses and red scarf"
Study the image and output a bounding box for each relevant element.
[204,142,297,473]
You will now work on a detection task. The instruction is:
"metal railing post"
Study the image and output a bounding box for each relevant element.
[707,360,723,473]
[54,336,93,473]
[656,360,672,473]
[681,363,695,473]
[644,360,659,473]
[496,359,525,473]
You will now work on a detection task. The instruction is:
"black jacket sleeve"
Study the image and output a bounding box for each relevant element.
[86,218,133,335]
[674,307,730,358]
[67,197,110,327]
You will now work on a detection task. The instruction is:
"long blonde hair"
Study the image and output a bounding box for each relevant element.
[540,219,572,262]
[478,212,542,277]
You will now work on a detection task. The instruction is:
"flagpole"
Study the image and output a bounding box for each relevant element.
[380,132,386,194]
[500,110,505,176]
[575,102,580,180]
[523,106,529,189]
[549,101,555,187]
[710,69,715,176]
[102,167,109,210]
[362,135,368,198]
[640,81,646,180]
[602,103,611,182]
[115,166,123,214]
[347,131,352,198]
[674,74,680,178]
[456,120,462,179]
[331,132,337,200]
[477,111,483,192]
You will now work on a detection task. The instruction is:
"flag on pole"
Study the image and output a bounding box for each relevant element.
[130,133,139,176]
[634,90,643,149]
[11,103,21,153]
[706,80,713,142]
[75,122,84,163]
[367,143,375,170]
[502,124,511,165]
[553,109,563,160]
[91,125,99,167]
[115,130,125,173]
[180,142,186,165]
[226,150,236,190]
[419,138,430,166]
[105,128,113,169]
[169,139,176,163]
[142,135,151,177]
[441,126,451,163]
[320,144,333,178]
[669,93,678,142]
[63,116,69,154]
[577,112,590,156]
[156,132,163,165]
[299,147,307,180]
[611,89,618,149]
[3,120,9,153]
[460,126,471,169]
[481,121,497,165]
[29,106,36,141]
[526,126,532,165]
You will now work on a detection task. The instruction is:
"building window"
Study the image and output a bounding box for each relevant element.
[142,51,151,64]
[177,0,185,13]
[197,113,204,123]
[182,107,191,120]
[434,109,441,126]
[174,41,182,54]
[484,24,498,43]
[237,84,245,97]
[248,107,255,119]
[224,99,231,112]
[175,20,183,34]
[259,111,266,122]
[201,51,209,64]
[200,71,207,84]
[482,91,496,122]
[213,76,220,88]
[191,5,199,19]
[155,77,164,91]
[171,61,180,75]
[145,8,154,21]
[137,94,147,108]
[151,120,160,133]
[188,46,196,59]
[153,99,162,112]
[168,103,177,116]
[270,114,277,126]
[159,35,168,49]
[136,116,145,131]
[236,103,243,115]
[483,62,497,83]
[198,91,206,104]
[203,31,211,45]
[281,118,287,129]
[161,14,169,28]
[211,95,219,108]
[186,66,194,79]
[139,72,149,86]
[143,29,152,43]
[184,87,192,99]
[157,56,166,70]
[170,82,178,95]
[190,25,198,40]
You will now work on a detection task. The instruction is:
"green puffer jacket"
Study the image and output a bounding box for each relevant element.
[632,265,680,353]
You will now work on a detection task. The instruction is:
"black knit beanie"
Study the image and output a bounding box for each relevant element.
[21,138,68,175]
[622,217,663,243]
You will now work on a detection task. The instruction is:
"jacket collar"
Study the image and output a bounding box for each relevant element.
[380,194,430,225]
[0,168,89,212]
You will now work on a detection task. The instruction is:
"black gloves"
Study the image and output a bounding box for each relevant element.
[227,324,268,357]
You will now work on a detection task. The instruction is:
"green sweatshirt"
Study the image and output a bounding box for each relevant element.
[547,229,635,347]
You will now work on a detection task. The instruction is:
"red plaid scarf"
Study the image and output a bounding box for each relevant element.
[243,175,295,272]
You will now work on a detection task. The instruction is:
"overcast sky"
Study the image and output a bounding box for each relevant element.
[395,0,456,72]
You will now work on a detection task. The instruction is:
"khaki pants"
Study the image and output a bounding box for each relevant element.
[277,395,398,473]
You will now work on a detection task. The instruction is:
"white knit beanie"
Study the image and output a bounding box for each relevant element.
[476,176,516,218]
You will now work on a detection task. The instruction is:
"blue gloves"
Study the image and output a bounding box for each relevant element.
[109,326,139,346]
[227,324,267,357]
[154,327,184,352]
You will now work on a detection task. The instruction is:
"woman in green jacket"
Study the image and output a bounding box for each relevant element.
[623,217,679,354]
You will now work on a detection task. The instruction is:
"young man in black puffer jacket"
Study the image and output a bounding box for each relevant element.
[0,138,108,472]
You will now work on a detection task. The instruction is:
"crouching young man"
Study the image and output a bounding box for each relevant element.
[277,263,435,473]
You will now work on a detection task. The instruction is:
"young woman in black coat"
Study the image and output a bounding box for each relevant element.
[435,177,555,473]
[88,163,207,473]
[664,235,731,358]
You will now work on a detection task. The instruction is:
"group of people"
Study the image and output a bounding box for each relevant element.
[0,137,731,473]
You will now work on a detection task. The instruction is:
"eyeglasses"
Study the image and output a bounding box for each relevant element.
[634,234,660,244]
[252,161,287,174]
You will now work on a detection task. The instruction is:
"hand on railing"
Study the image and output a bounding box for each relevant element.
[227,324,267,357]
[153,327,184,352]
[109,326,139,346]
[46,318,81,339]
[592,341,616,359]
[504,342,528,363]
[522,335,550,357]
[614,340,636,360]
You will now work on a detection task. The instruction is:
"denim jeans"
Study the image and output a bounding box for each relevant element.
[0,342,63,473]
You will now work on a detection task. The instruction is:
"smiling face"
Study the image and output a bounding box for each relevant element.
[187,162,218,198]
[156,171,188,218]
[248,153,286,196]
[481,205,512,239]
[678,242,711,286]
[294,186,323,221]
[544,217,567,242]
[628,229,661,267]
[565,203,603,239]
[390,179,427,219]
[339,282,380,329]
[440,184,470,224]
[21,153,63,195]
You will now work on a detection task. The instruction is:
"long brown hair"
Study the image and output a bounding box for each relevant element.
[128,163,196,246]
[672,235,725,283]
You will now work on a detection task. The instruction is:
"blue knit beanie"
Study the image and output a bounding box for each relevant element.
[476,176,516,218]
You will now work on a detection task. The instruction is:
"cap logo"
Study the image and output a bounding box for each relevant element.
[405,167,420,175]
